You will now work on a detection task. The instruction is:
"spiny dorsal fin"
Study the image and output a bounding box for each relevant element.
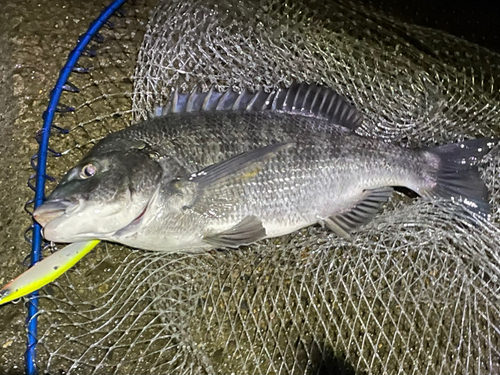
[323,187,393,240]
[152,83,363,130]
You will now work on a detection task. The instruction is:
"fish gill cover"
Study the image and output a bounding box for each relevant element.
[27,0,500,374]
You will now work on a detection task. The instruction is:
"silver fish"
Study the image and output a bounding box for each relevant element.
[34,83,495,252]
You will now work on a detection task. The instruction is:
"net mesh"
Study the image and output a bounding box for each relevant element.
[35,0,500,374]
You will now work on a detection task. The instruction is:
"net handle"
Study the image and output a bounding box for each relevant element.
[26,0,128,373]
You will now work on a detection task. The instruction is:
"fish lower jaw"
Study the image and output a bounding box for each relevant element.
[42,223,114,243]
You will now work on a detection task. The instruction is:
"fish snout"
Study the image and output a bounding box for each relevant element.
[33,199,78,227]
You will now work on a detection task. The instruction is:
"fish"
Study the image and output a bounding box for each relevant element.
[33,83,496,252]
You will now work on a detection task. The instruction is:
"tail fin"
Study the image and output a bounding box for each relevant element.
[424,138,497,219]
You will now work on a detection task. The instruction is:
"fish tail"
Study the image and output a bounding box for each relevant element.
[423,138,498,218]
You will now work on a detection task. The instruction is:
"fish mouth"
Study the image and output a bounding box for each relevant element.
[33,199,79,227]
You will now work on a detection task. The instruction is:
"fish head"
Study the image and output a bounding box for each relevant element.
[33,138,163,243]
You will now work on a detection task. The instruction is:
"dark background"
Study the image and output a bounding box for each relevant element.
[362,0,500,53]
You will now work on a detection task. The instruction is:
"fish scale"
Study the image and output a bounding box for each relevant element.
[97,112,456,242]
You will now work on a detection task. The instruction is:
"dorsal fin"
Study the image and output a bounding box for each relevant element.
[152,83,363,130]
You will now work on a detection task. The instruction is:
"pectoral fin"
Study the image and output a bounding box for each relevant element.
[323,187,393,240]
[189,142,294,188]
[203,216,267,248]
[181,142,293,215]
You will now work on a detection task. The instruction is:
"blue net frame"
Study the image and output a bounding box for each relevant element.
[24,1,129,373]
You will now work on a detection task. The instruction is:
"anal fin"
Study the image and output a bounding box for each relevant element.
[203,216,267,248]
[324,187,393,240]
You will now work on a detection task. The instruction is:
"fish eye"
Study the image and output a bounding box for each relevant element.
[80,163,97,179]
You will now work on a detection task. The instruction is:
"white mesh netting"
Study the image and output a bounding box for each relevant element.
[36,0,500,374]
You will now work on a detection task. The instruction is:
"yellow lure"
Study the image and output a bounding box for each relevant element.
[0,240,100,305]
